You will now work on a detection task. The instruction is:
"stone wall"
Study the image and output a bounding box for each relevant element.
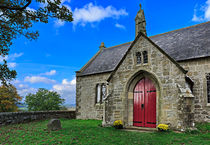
[179,57,210,122]
[106,36,190,130]
[76,73,110,120]
[0,111,75,126]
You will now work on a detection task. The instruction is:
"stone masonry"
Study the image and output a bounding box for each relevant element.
[0,111,75,126]
[180,57,210,122]
[76,73,110,120]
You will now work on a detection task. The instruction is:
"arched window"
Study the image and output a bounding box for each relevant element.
[143,51,148,63]
[136,52,141,64]
[96,84,101,103]
[102,84,106,100]
[206,74,210,103]
[96,83,106,103]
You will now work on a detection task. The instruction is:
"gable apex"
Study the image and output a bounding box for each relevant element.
[107,32,188,82]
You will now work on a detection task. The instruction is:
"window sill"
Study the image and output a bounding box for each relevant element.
[95,103,103,106]
[136,63,149,67]
[206,103,210,107]
[142,63,149,66]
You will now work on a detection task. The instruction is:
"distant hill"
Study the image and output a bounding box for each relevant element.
[16,103,76,112]
[17,103,28,111]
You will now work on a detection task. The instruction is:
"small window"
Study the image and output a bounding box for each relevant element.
[96,83,106,103]
[143,51,148,63]
[206,74,210,103]
[96,84,101,103]
[102,84,106,100]
[136,52,141,64]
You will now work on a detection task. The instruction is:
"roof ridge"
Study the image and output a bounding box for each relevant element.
[149,21,210,38]
[104,41,133,50]
[103,21,210,50]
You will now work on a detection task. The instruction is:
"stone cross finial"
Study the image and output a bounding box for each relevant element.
[135,3,146,37]
[99,42,106,49]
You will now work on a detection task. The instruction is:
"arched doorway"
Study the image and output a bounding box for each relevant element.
[133,77,156,128]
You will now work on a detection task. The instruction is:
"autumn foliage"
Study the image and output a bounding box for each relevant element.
[0,85,22,112]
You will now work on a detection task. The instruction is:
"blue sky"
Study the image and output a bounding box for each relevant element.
[2,0,210,105]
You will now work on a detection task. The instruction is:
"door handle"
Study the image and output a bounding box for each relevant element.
[141,104,144,109]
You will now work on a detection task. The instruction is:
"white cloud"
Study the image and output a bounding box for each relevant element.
[9,53,23,61]
[18,87,37,97]
[115,23,126,29]
[41,70,56,76]
[205,0,210,20]
[53,78,76,104]
[17,84,28,88]
[192,0,210,22]
[11,79,21,84]
[24,76,56,84]
[62,78,76,85]
[54,2,128,28]
[11,81,37,99]
[0,53,23,68]
[61,0,71,4]
[53,1,72,28]
[17,86,37,100]
[8,62,17,68]
[54,19,65,27]
[0,52,23,62]
[73,3,128,26]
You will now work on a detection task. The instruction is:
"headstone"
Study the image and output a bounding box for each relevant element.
[47,119,62,131]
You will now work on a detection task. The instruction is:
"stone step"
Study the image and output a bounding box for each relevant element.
[123,126,157,133]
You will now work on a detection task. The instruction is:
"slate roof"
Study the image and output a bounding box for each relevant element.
[78,21,210,76]
[151,22,210,61]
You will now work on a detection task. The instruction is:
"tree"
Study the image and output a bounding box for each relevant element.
[0,60,17,86]
[0,85,22,112]
[0,0,73,85]
[25,88,64,111]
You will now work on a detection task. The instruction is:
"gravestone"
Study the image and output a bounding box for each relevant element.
[47,119,62,131]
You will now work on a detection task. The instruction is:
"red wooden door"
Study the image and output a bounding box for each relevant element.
[133,78,156,128]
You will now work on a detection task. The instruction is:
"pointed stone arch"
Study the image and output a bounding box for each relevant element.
[123,69,161,127]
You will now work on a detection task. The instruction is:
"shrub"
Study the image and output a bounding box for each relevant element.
[157,124,169,131]
[113,120,123,129]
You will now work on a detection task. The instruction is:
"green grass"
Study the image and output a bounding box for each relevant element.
[0,119,209,145]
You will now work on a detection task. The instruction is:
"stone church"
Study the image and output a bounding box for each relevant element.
[76,4,210,130]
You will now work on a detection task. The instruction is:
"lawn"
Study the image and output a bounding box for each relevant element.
[0,119,209,145]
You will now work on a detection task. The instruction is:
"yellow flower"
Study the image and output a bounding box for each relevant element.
[113,120,123,126]
[157,124,169,131]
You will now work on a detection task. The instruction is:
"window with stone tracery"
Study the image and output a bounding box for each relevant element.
[102,84,106,100]
[136,51,148,64]
[96,84,101,103]
[96,83,106,104]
